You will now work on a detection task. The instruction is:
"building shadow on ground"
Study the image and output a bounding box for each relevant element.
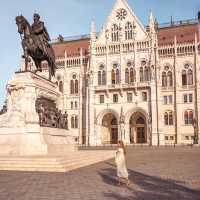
[99,161,200,200]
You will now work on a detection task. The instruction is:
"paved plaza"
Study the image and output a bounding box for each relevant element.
[0,147,200,200]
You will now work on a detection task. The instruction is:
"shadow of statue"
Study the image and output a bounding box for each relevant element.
[99,161,200,200]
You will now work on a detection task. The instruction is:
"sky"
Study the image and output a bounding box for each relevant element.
[0,0,199,107]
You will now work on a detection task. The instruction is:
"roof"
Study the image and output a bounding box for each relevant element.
[51,20,200,57]
[158,22,199,46]
[52,37,90,58]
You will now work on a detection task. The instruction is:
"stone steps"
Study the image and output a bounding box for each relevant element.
[0,150,114,172]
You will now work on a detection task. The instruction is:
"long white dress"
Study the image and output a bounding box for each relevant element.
[115,148,129,179]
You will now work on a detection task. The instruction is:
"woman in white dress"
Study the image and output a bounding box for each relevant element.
[115,140,130,186]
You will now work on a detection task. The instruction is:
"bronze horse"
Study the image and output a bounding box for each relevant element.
[16,15,56,80]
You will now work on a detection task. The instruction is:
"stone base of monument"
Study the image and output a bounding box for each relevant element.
[0,71,76,156]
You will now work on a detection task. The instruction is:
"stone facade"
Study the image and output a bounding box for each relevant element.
[24,0,200,146]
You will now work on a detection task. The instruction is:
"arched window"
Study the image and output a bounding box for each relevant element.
[112,69,115,84]
[184,110,193,125]
[116,69,120,84]
[125,62,135,84]
[162,65,173,87]
[144,67,149,81]
[102,70,106,85]
[167,71,173,87]
[182,64,193,86]
[98,64,106,86]
[162,72,167,87]
[188,69,193,85]
[75,80,78,93]
[125,68,129,83]
[169,111,173,125]
[136,117,145,124]
[111,63,120,84]
[130,68,135,83]
[140,61,151,82]
[164,112,168,125]
[70,80,74,94]
[111,24,119,42]
[71,116,75,128]
[125,22,135,40]
[70,74,78,95]
[75,116,78,128]
[164,111,173,125]
[98,71,101,85]
[140,67,144,82]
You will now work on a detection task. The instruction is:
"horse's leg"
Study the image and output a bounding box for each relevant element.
[22,40,28,71]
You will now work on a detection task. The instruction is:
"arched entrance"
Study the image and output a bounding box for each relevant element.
[129,112,147,144]
[102,113,118,144]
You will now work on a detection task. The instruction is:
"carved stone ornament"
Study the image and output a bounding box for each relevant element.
[116,8,127,20]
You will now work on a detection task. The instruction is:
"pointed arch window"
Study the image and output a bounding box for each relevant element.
[182,64,193,86]
[111,63,120,84]
[111,24,119,42]
[140,67,144,82]
[162,72,167,87]
[70,80,74,94]
[125,68,129,83]
[184,110,193,125]
[167,71,173,87]
[164,111,173,125]
[140,61,151,82]
[70,74,78,94]
[125,22,135,40]
[162,65,173,87]
[125,62,135,84]
[71,115,78,128]
[98,64,106,86]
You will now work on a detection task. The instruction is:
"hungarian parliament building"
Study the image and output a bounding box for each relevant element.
[28,0,200,146]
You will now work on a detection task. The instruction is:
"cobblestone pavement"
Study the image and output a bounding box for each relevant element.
[0,147,200,200]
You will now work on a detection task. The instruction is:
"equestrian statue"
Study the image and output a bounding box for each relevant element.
[16,13,56,80]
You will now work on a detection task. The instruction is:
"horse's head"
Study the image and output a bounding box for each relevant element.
[16,15,30,35]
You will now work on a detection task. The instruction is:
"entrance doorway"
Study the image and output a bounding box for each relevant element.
[102,113,118,144]
[129,113,147,144]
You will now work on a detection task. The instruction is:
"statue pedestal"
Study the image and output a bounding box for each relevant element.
[0,72,74,156]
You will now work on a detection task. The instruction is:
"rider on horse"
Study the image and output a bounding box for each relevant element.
[31,13,50,56]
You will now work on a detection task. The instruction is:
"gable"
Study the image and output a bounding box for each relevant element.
[97,0,148,44]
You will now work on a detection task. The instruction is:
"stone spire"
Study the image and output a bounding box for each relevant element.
[149,11,156,35]
[90,19,96,42]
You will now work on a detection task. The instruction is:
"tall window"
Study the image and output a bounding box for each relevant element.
[164,111,173,125]
[99,95,105,104]
[182,64,193,86]
[140,61,151,82]
[127,93,133,102]
[111,63,120,84]
[162,65,173,87]
[125,61,135,84]
[111,24,119,42]
[184,110,193,125]
[98,64,106,85]
[183,94,193,103]
[113,94,118,103]
[71,115,78,128]
[163,95,173,105]
[70,74,78,94]
[125,22,135,40]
